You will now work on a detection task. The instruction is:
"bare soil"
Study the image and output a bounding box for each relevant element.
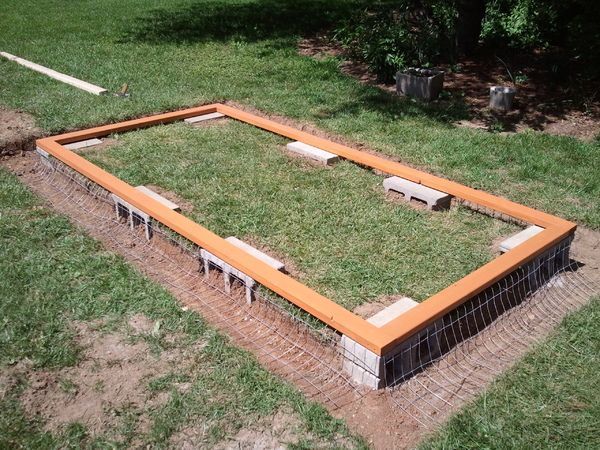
[18,319,203,435]
[0,108,41,157]
[299,37,600,140]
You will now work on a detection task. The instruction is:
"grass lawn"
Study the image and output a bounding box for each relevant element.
[0,0,599,229]
[1,0,599,447]
[83,120,516,310]
[0,166,365,448]
[421,295,600,450]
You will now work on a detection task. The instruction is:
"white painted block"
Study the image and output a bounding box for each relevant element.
[225,237,285,272]
[499,225,544,253]
[0,52,108,95]
[383,176,452,210]
[64,138,103,150]
[286,141,339,165]
[184,112,225,124]
[135,186,180,212]
[367,297,418,328]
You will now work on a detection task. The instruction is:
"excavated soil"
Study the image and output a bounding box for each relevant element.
[0,108,41,157]
[3,147,599,449]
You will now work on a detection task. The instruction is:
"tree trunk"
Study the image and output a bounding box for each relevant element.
[455,0,486,56]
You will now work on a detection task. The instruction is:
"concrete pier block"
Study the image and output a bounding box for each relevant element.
[110,187,179,241]
[341,296,439,389]
[499,225,544,253]
[135,186,180,212]
[200,238,285,304]
[367,297,419,328]
[225,237,285,272]
[64,138,103,150]
[383,176,452,210]
[286,141,339,166]
[184,112,225,124]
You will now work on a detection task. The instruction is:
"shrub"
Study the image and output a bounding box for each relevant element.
[334,1,457,83]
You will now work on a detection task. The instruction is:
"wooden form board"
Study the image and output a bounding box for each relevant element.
[36,103,576,355]
[1,52,108,95]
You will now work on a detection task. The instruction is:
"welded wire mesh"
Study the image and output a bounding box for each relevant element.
[383,239,599,425]
[30,153,368,408]
[27,152,599,425]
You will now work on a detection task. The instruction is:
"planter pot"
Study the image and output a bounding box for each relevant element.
[489,86,516,111]
[396,68,444,101]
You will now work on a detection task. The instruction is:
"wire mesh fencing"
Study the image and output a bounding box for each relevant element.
[27,152,599,425]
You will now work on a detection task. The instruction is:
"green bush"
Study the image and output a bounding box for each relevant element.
[334,1,456,83]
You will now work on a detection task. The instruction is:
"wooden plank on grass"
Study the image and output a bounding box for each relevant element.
[0,51,108,95]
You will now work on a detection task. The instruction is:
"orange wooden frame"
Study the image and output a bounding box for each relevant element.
[36,103,576,355]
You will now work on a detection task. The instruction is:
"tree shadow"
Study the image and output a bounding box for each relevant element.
[122,0,367,44]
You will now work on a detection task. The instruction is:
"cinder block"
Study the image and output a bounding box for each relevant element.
[286,141,339,166]
[383,176,452,210]
[135,186,180,212]
[184,112,225,124]
[200,237,285,305]
[110,193,152,240]
[499,225,544,253]
[64,138,103,150]
[367,297,418,328]
[225,237,285,272]
[340,335,384,389]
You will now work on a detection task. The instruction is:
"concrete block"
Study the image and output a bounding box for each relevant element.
[396,69,444,101]
[200,248,256,304]
[64,138,103,150]
[135,186,180,212]
[225,237,285,272]
[499,225,544,253]
[286,141,339,166]
[367,297,418,328]
[110,187,180,241]
[340,335,384,389]
[184,112,225,124]
[383,176,452,210]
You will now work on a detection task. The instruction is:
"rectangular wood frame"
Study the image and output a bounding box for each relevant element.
[36,103,577,356]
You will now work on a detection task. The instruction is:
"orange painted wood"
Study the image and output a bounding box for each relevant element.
[36,103,577,355]
[37,138,389,353]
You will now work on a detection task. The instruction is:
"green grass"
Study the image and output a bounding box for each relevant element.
[83,120,516,309]
[0,0,599,229]
[1,0,599,447]
[0,167,364,448]
[421,296,600,450]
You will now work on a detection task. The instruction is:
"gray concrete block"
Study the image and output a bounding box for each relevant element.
[225,237,285,272]
[367,297,418,328]
[135,186,180,212]
[340,335,384,389]
[286,141,339,166]
[499,225,544,253]
[110,193,152,240]
[383,176,452,210]
[184,112,225,124]
[200,248,256,304]
[64,138,103,150]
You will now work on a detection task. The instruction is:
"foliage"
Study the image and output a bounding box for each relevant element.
[335,0,600,80]
[334,1,457,82]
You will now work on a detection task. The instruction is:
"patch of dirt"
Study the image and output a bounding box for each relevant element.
[298,37,600,140]
[0,108,41,157]
[172,408,304,450]
[17,317,203,435]
[4,148,599,449]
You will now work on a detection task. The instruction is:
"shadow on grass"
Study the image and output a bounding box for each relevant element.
[121,0,470,124]
[122,0,367,43]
